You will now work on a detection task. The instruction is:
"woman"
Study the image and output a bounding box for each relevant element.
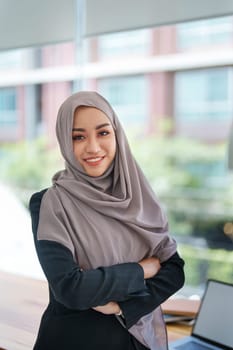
[29,91,185,350]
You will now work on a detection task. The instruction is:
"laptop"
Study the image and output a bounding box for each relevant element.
[169,279,233,350]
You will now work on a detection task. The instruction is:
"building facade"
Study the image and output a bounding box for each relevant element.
[0,16,233,144]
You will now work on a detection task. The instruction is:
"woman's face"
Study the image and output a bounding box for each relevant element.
[72,106,116,177]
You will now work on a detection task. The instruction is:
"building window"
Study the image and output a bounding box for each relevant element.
[98,75,148,129]
[98,29,150,60]
[175,67,233,122]
[177,16,233,50]
[0,49,23,69]
[0,88,17,127]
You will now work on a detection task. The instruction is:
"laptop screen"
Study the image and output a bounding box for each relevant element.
[193,280,233,349]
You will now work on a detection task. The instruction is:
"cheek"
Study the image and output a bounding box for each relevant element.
[110,139,117,159]
[73,143,82,161]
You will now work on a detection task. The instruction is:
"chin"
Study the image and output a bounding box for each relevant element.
[85,168,106,177]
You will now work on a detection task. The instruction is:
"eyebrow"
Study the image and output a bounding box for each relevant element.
[72,123,111,132]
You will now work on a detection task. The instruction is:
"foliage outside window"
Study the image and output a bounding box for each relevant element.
[0,135,232,292]
[129,132,233,291]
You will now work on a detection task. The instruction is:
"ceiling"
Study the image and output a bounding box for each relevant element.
[86,0,233,36]
[1,0,233,50]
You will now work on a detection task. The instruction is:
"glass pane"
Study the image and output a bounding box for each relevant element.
[0,88,17,126]
[177,16,233,50]
[175,68,232,121]
[0,15,232,297]
[98,29,150,59]
[98,75,148,128]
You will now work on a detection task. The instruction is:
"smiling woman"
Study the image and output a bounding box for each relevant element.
[72,106,116,177]
[29,91,185,350]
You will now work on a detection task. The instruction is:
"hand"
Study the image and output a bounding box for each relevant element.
[92,301,121,315]
[138,257,161,279]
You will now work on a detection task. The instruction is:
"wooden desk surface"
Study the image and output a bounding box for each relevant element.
[166,323,192,342]
[0,270,191,350]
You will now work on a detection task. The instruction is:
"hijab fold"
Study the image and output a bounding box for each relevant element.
[38,91,177,349]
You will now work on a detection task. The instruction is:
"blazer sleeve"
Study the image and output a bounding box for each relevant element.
[119,252,185,328]
[29,190,147,311]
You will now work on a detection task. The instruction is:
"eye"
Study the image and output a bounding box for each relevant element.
[99,130,110,137]
[72,134,85,141]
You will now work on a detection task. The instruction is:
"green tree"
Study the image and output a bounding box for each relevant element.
[0,139,61,205]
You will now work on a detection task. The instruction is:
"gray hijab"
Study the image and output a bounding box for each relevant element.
[38,91,177,349]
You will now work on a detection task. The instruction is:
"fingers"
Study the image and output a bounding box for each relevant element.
[138,257,161,279]
[92,302,121,315]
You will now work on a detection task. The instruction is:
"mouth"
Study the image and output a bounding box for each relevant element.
[84,156,105,166]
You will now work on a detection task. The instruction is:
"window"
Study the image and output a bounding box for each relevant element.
[175,68,233,122]
[98,75,148,129]
[98,29,150,59]
[0,88,17,127]
[0,50,23,69]
[0,15,232,296]
[177,16,233,50]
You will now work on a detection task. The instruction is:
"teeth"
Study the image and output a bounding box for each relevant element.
[86,157,102,163]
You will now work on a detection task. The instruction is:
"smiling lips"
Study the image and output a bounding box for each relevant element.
[84,156,105,166]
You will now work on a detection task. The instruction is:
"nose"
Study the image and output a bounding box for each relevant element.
[86,136,101,154]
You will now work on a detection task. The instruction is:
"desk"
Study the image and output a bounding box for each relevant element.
[166,323,192,342]
[0,270,191,350]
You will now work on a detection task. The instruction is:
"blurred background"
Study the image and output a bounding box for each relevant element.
[0,2,232,297]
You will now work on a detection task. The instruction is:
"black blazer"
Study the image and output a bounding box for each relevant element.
[29,190,185,350]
